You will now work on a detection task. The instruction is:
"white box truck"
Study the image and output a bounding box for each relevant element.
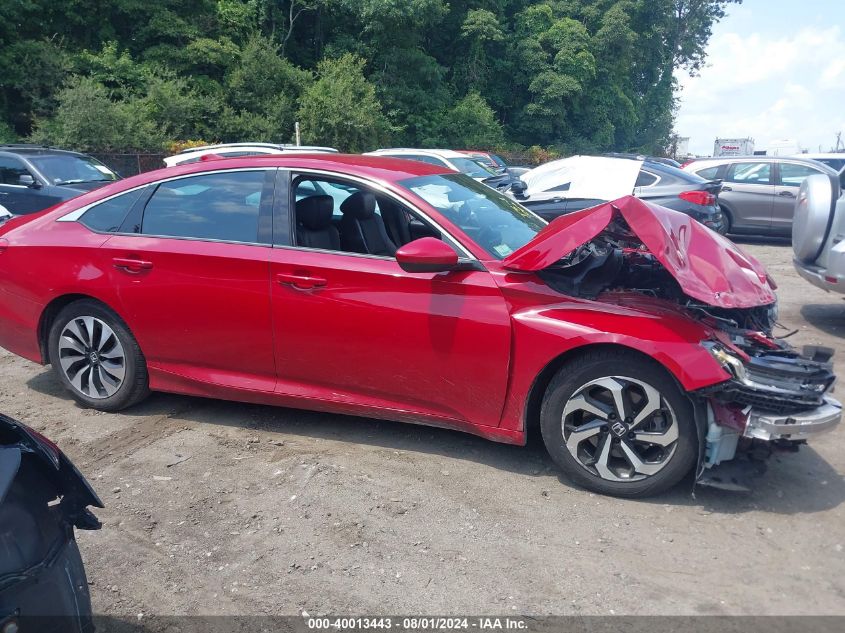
[713,138,755,157]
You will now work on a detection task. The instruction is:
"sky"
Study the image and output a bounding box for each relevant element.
[674,0,845,156]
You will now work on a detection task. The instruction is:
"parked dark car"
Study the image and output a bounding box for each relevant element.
[0,414,102,632]
[0,145,120,216]
[511,155,725,232]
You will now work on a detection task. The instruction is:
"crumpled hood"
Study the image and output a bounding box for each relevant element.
[503,195,776,309]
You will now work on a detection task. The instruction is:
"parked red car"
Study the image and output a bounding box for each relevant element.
[0,155,839,497]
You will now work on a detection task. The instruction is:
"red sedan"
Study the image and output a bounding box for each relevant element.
[0,155,839,497]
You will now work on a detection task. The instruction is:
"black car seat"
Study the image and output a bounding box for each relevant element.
[296,195,339,250]
[378,196,412,246]
[339,191,397,256]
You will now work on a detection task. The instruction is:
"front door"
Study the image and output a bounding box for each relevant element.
[102,168,277,391]
[0,156,44,215]
[772,161,826,235]
[269,172,513,428]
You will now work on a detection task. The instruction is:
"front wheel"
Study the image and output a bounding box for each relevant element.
[48,299,150,411]
[540,351,697,497]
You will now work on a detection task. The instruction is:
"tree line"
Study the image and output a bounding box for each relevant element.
[0,0,740,155]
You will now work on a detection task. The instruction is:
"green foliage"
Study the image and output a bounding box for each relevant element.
[30,77,164,151]
[432,92,504,149]
[0,0,740,155]
[296,54,394,152]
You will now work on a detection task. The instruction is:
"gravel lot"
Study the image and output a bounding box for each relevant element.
[1,239,844,617]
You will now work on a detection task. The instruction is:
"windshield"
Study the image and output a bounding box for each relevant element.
[449,157,497,179]
[400,173,546,259]
[28,155,119,186]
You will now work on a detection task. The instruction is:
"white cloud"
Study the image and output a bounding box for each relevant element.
[676,24,845,155]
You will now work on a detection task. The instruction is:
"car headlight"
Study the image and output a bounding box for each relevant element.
[702,341,747,380]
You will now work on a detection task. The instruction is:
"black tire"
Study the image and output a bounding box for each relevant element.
[47,299,150,411]
[719,205,733,235]
[540,350,697,498]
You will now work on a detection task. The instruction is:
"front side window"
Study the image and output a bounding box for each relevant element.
[79,189,145,233]
[779,163,823,187]
[27,155,118,185]
[0,156,32,185]
[401,173,546,259]
[726,162,772,185]
[141,171,266,243]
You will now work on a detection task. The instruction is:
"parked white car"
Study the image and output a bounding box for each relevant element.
[793,172,845,293]
[164,143,338,167]
[364,148,498,181]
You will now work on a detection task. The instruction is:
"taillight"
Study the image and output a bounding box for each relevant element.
[679,190,716,206]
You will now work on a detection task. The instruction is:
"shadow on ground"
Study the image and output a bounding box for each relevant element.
[802,302,845,338]
[26,368,845,517]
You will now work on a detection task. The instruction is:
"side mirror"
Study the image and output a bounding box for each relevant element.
[510,180,527,198]
[19,174,39,188]
[395,237,459,273]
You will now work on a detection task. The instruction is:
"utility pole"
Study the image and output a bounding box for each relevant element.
[835,131,843,152]
[295,122,301,146]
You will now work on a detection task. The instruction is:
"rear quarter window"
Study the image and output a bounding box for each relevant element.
[695,165,721,180]
[79,189,144,233]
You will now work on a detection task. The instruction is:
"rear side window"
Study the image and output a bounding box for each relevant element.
[635,170,659,187]
[779,163,823,187]
[725,162,772,185]
[141,171,266,243]
[79,189,144,232]
[695,166,721,180]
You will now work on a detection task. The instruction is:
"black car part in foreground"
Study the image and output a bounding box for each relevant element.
[0,414,103,633]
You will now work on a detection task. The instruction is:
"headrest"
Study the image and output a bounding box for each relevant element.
[296,195,334,230]
[340,191,376,219]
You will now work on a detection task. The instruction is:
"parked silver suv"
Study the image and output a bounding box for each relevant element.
[793,172,845,293]
[684,156,838,236]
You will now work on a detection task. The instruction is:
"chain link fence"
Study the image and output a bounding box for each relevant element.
[90,153,166,177]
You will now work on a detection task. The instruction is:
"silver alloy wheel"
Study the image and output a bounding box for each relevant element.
[58,316,126,399]
[561,376,679,482]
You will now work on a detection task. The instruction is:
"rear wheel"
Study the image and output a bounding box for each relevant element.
[48,300,149,411]
[540,351,697,498]
[719,205,733,234]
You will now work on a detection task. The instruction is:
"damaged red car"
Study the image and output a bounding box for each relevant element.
[0,155,839,497]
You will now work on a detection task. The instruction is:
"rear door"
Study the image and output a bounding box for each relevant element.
[773,161,827,234]
[101,168,278,391]
[719,161,775,232]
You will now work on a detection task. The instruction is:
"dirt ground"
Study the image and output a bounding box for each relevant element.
[1,239,844,617]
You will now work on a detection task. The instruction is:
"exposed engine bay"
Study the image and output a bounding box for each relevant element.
[534,211,840,490]
[538,213,779,333]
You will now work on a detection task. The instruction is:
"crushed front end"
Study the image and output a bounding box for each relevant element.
[502,196,842,490]
[695,330,841,489]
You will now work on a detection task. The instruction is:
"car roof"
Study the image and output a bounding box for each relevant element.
[176,143,337,155]
[0,145,88,158]
[69,154,453,199]
[369,148,469,160]
[686,155,840,176]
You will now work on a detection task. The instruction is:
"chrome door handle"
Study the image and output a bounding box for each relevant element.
[276,272,327,289]
[113,257,153,273]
